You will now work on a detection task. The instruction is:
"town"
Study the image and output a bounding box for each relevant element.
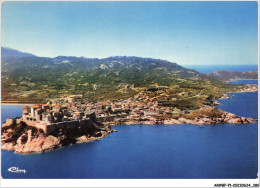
[3,84,258,137]
[3,87,188,135]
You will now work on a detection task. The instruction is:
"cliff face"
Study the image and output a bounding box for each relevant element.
[1,114,115,154]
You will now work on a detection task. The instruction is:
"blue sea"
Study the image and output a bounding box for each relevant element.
[184,65,258,74]
[229,80,258,85]
[1,81,258,179]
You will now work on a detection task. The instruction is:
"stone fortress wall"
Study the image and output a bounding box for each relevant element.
[3,115,110,135]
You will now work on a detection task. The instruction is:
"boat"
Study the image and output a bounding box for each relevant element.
[199,125,204,128]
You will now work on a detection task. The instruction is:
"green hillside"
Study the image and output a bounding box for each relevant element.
[1,47,239,105]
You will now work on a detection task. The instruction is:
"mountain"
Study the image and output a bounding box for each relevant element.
[1,48,204,87]
[207,71,258,81]
[1,47,36,59]
[1,47,235,103]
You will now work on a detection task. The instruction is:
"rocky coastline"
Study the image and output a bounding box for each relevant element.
[105,106,256,126]
[1,84,258,155]
[1,107,256,154]
[1,114,115,154]
[218,84,257,101]
[236,84,258,93]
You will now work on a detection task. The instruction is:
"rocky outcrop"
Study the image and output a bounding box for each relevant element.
[220,94,230,100]
[108,108,256,126]
[41,136,60,151]
[1,142,15,151]
[103,106,256,126]
[237,84,258,92]
[1,114,115,154]
[164,107,256,125]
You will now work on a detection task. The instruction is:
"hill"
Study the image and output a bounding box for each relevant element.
[1,47,238,106]
[1,47,36,58]
[207,71,258,81]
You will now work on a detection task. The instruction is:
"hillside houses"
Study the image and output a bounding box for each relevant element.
[4,87,187,134]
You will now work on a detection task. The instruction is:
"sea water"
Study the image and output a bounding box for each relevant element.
[184,65,258,74]
[1,82,258,179]
[228,80,258,85]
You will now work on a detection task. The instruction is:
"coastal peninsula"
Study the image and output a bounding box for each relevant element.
[1,85,257,154]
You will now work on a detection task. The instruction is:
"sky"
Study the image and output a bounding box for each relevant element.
[1,1,258,65]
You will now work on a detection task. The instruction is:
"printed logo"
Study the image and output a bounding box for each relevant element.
[8,167,27,174]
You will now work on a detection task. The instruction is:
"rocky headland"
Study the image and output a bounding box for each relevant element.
[112,106,256,126]
[164,106,256,125]
[236,84,258,93]
[1,114,115,154]
[218,85,257,100]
